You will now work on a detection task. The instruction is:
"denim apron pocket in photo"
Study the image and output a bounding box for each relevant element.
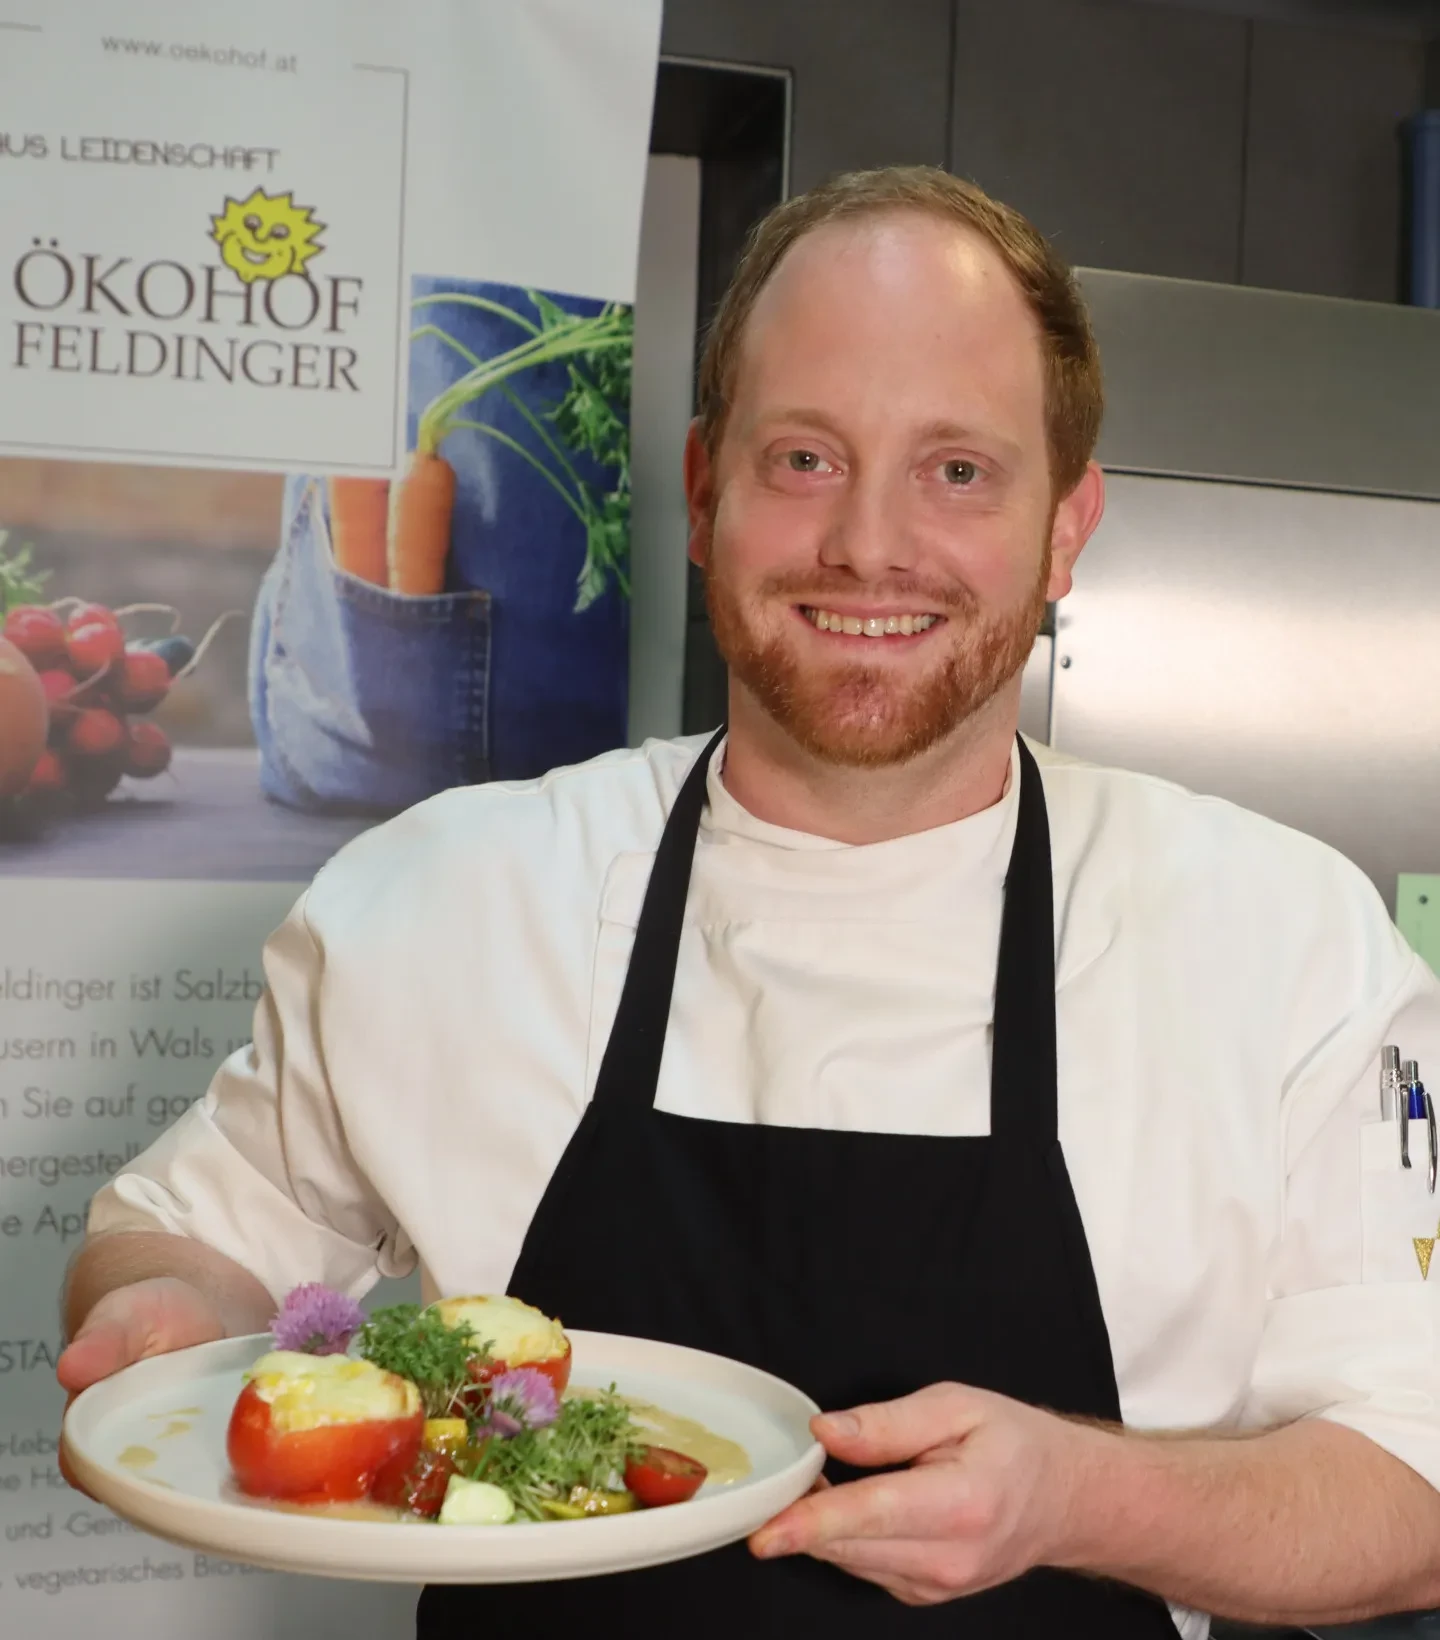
[406,277,630,781]
[249,475,492,816]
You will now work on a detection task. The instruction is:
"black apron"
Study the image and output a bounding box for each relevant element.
[419,733,1180,1637]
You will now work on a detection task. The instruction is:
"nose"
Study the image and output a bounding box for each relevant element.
[816,465,918,580]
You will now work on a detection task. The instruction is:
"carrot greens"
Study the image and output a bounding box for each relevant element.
[410,290,633,612]
[0,532,48,616]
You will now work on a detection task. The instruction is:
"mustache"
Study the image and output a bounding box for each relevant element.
[755,569,978,614]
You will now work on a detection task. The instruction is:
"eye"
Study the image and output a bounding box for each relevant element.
[243,215,261,232]
[785,449,827,473]
[940,459,980,486]
[270,224,290,240]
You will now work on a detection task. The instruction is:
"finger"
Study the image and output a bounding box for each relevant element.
[812,1381,987,1468]
[810,1532,1002,1602]
[752,1463,959,1558]
[56,1285,218,1394]
[55,1318,135,1394]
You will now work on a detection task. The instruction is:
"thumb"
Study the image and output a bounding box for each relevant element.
[56,1279,222,1395]
[56,1315,139,1395]
[812,1381,989,1467]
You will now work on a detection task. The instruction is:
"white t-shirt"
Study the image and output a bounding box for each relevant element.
[89,735,1440,1637]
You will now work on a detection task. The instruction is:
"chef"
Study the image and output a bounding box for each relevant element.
[59,166,1440,1637]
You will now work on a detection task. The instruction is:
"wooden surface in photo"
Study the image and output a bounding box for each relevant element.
[0,749,371,882]
[0,458,284,551]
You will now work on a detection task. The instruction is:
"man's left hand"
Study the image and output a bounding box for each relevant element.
[748,1381,1098,1606]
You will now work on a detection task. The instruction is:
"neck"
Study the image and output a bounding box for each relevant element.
[719,681,1022,845]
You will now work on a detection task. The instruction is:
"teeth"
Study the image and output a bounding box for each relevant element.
[804,609,938,637]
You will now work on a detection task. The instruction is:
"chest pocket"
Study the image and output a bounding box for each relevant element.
[1361,1118,1440,1283]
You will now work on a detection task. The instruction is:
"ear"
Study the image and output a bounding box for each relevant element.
[683,420,715,569]
[1046,461,1104,603]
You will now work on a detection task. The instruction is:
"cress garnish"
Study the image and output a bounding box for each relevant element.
[356,1303,492,1420]
[461,1387,644,1521]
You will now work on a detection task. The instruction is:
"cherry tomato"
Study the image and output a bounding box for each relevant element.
[369,1446,457,1518]
[116,647,170,712]
[3,607,67,669]
[226,1383,422,1503]
[623,1445,708,1508]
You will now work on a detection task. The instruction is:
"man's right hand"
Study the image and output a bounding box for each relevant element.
[57,1276,227,1396]
[57,1276,227,1497]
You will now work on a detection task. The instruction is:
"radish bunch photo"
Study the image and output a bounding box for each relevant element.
[0,587,222,827]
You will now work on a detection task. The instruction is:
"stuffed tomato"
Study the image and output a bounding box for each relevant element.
[227,1351,423,1503]
[431,1294,572,1395]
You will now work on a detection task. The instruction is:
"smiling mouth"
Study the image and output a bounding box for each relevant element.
[800,606,943,638]
[239,246,270,265]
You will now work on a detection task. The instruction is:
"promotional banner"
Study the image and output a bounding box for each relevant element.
[0,0,662,1631]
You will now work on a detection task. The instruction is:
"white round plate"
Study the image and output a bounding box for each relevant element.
[62,1330,825,1583]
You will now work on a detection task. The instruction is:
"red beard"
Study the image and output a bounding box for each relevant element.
[703,554,1050,768]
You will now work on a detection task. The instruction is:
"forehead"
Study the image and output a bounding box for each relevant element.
[732,211,1046,431]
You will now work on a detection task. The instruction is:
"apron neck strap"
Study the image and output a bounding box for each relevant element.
[989,738,1058,1140]
[591,728,724,1114]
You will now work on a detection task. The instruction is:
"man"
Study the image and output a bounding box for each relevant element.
[59,167,1440,1637]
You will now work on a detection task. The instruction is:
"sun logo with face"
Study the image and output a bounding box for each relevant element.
[210,189,325,284]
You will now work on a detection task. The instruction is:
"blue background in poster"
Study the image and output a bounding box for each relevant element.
[408,277,631,783]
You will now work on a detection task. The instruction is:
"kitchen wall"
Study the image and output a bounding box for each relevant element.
[660,0,1435,303]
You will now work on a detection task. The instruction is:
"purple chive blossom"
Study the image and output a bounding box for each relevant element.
[271,1283,364,1355]
[485,1368,560,1437]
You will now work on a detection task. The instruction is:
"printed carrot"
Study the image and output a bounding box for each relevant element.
[387,450,456,596]
[328,477,392,587]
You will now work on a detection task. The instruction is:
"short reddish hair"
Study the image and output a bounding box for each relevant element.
[696,165,1104,496]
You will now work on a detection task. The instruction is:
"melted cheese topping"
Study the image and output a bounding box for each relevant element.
[431,1295,567,1365]
[245,1351,420,1433]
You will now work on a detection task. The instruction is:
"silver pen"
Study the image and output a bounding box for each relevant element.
[1428,1091,1438,1197]
[1401,1058,1417,1170]
[1382,1044,1402,1121]
[1405,1061,1439,1196]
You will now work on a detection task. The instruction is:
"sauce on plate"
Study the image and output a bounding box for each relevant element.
[576,1390,751,1486]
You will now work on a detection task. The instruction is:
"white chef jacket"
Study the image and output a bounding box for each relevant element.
[89,734,1440,1638]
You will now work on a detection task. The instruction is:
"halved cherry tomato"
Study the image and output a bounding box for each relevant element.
[370,1445,457,1518]
[226,1382,422,1503]
[623,1445,708,1508]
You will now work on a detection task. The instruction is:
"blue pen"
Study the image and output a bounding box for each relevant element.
[1403,1060,1438,1194]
